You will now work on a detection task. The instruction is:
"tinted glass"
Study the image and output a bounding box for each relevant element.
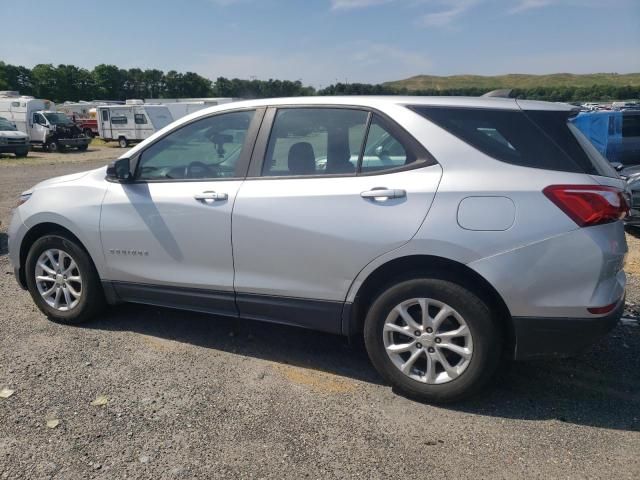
[623,114,640,138]
[111,115,128,125]
[263,108,368,176]
[412,106,609,175]
[134,113,147,125]
[137,110,255,180]
[361,115,415,173]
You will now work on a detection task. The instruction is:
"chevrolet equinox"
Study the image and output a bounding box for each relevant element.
[8,96,628,402]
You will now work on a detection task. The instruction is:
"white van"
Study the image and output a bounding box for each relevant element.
[0,94,90,152]
[96,101,173,147]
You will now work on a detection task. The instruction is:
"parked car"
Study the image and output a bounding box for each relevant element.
[8,96,627,403]
[96,101,173,147]
[0,94,90,152]
[0,116,30,157]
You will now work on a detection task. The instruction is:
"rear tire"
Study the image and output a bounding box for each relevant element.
[118,137,128,148]
[364,278,502,403]
[25,234,105,325]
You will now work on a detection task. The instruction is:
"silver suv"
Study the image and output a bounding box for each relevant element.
[8,97,628,402]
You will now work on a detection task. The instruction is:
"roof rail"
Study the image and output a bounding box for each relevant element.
[482,89,513,98]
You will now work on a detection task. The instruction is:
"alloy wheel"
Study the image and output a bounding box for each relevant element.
[383,298,473,384]
[34,249,83,312]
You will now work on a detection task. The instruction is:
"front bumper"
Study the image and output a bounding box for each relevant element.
[512,297,624,360]
[59,137,89,147]
[14,267,26,290]
[0,144,29,153]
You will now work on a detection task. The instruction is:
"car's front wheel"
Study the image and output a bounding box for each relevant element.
[25,234,105,324]
[364,278,502,403]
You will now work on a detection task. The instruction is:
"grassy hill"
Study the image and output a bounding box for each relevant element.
[385,73,640,91]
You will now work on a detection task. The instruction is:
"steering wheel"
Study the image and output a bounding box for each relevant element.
[185,161,214,179]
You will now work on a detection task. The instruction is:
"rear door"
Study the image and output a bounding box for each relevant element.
[231,107,442,333]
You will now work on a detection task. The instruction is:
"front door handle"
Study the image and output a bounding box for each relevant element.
[360,188,406,200]
[194,191,228,202]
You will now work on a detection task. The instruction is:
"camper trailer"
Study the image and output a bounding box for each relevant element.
[0,92,90,152]
[96,101,173,147]
[150,98,234,121]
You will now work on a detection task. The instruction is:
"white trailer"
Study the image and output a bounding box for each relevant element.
[146,98,235,121]
[96,101,173,147]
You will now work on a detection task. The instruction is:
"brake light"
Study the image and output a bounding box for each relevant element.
[543,185,629,227]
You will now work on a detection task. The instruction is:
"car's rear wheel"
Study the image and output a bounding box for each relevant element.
[118,137,128,148]
[364,278,502,403]
[25,234,105,324]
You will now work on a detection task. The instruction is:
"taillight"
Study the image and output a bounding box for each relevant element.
[543,184,629,227]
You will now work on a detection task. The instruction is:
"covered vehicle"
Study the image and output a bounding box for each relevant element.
[571,110,640,165]
[0,116,29,157]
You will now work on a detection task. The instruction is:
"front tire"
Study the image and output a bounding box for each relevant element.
[14,148,29,158]
[45,140,59,153]
[364,278,502,403]
[25,234,105,324]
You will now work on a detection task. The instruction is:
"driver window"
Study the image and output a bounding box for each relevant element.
[136,110,255,181]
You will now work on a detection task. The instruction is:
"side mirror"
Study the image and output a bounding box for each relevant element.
[106,158,132,182]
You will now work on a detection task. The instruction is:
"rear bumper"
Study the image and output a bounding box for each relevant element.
[512,297,623,360]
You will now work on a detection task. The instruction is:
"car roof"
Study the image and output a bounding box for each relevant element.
[189,95,576,116]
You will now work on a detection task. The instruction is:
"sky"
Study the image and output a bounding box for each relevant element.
[1,0,638,87]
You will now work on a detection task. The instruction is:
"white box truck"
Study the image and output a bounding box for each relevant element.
[0,93,90,152]
[96,100,173,147]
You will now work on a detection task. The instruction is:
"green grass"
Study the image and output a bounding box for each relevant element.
[385,73,640,91]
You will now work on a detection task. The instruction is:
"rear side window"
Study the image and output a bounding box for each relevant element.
[411,106,615,177]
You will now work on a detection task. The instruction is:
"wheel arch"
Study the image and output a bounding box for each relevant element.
[18,222,94,288]
[346,254,514,354]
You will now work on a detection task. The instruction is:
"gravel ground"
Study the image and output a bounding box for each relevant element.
[0,148,639,479]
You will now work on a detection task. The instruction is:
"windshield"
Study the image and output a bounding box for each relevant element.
[0,119,17,131]
[43,112,73,125]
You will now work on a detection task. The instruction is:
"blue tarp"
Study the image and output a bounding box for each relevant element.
[571,111,623,163]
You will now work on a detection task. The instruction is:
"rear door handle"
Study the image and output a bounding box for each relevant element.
[360,188,406,200]
[194,191,228,202]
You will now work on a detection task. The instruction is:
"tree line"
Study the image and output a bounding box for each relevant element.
[1,62,638,103]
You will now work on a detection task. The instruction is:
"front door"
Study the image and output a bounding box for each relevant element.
[232,107,442,333]
[30,112,48,144]
[100,109,261,317]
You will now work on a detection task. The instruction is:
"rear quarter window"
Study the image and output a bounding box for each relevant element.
[410,106,616,177]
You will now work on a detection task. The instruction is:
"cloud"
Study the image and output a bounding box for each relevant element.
[418,0,481,27]
[330,0,394,10]
[508,0,554,14]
